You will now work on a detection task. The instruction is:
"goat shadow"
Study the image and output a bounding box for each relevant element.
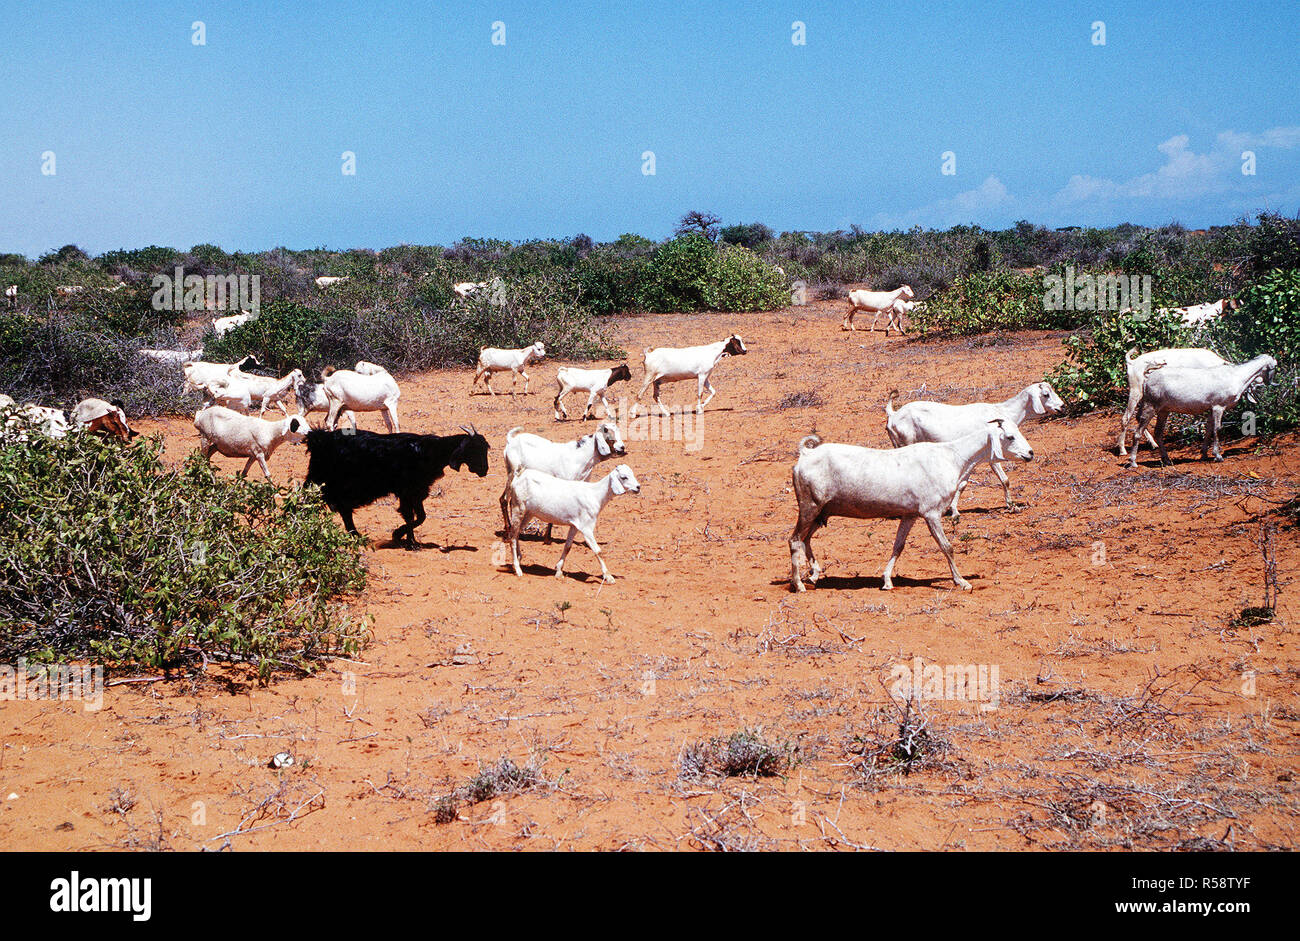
[1124,446,1251,469]
[378,538,478,553]
[770,573,981,591]
[507,561,609,583]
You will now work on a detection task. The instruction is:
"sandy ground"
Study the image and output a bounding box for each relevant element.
[2,298,1297,851]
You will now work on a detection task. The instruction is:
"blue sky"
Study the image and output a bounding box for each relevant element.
[1,0,1297,256]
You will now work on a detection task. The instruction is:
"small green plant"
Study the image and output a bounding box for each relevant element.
[432,757,544,824]
[678,728,798,779]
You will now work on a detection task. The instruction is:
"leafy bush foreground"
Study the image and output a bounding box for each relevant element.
[0,429,369,679]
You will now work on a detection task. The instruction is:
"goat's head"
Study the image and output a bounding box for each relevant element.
[1030,381,1066,416]
[284,415,309,444]
[609,463,641,495]
[610,363,633,384]
[898,284,916,300]
[723,334,748,356]
[1257,355,1278,386]
[595,422,627,457]
[450,424,490,477]
[530,341,546,360]
[987,418,1033,463]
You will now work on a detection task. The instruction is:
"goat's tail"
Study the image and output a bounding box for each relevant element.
[884,388,900,418]
[798,433,822,452]
[505,425,523,442]
[1142,361,1166,377]
[1125,347,1140,363]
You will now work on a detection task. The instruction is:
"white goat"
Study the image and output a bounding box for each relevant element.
[55,285,84,297]
[291,373,352,426]
[194,406,309,480]
[885,381,1063,519]
[870,298,920,335]
[4,284,17,307]
[789,419,1035,593]
[453,281,488,298]
[180,354,263,396]
[322,362,401,432]
[140,348,204,367]
[1116,347,1229,455]
[6,404,70,439]
[1162,298,1239,327]
[314,276,350,288]
[632,334,748,417]
[506,464,641,583]
[211,310,253,336]
[554,364,633,420]
[1129,354,1277,468]
[202,368,304,417]
[473,342,546,395]
[842,285,915,331]
[499,422,627,536]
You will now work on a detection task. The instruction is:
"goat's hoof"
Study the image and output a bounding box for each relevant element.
[956,580,972,591]
[880,583,893,591]
[601,575,615,584]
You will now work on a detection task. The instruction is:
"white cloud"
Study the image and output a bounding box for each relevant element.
[875,175,1014,229]
[1054,126,1300,206]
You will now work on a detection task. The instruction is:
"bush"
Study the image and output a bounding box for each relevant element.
[638,234,714,312]
[1212,268,1300,366]
[719,222,774,249]
[703,243,788,312]
[912,269,1079,335]
[0,432,369,679]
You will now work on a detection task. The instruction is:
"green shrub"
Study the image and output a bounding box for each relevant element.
[0,431,369,679]
[638,234,714,312]
[703,243,788,312]
[1211,268,1300,366]
[912,269,1078,335]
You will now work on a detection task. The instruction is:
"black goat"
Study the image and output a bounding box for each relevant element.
[305,424,490,549]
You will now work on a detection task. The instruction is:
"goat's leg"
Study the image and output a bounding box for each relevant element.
[520,369,530,395]
[924,514,971,590]
[583,390,598,421]
[841,304,857,331]
[554,385,568,420]
[881,517,917,590]
[600,393,615,419]
[1153,412,1171,465]
[992,461,1013,509]
[337,507,359,536]
[1209,405,1225,461]
[484,372,495,395]
[632,377,654,418]
[1117,385,1143,455]
[382,403,398,434]
[554,526,579,579]
[698,376,716,412]
[325,399,342,431]
[255,453,274,480]
[499,485,512,535]
[576,527,611,583]
[509,511,530,576]
[653,380,670,417]
[1129,404,1152,468]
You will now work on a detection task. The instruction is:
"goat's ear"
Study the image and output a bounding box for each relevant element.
[610,473,625,495]
[987,424,1006,461]
[596,434,611,457]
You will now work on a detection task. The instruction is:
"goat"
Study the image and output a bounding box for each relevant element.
[1162,298,1240,327]
[201,368,304,416]
[885,381,1063,519]
[211,310,253,337]
[304,425,490,549]
[453,281,488,298]
[632,334,747,417]
[789,419,1035,592]
[4,284,16,307]
[194,406,308,480]
[140,348,205,368]
[506,464,641,583]
[55,285,84,297]
[290,372,352,426]
[1128,354,1277,467]
[499,422,627,537]
[842,285,915,331]
[473,342,546,395]
[314,276,350,288]
[1117,347,1229,455]
[870,298,920,336]
[321,362,401,432]
[72,398,137,440]
[554,364,633,420]
[5,404,70,440]
[181,354,265,397]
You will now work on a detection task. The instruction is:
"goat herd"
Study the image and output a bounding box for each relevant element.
[0,302,1280,590]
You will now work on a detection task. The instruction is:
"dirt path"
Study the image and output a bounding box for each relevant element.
[2,299,1297,850]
